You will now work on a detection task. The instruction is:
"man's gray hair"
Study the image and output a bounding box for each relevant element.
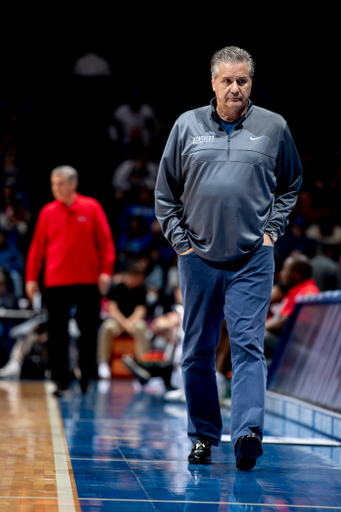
[51,165,78,183]
[211,46,255,79]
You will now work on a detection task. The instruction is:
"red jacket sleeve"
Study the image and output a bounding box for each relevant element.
[93,201,116,275]
[25,209,48,282]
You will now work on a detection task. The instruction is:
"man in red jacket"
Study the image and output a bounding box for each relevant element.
[26,165,115,394]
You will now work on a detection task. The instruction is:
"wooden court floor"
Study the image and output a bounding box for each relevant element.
[0,381,80,512]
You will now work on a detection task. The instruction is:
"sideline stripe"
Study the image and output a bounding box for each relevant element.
[77,498,341,509]
[45,382,77,512]
[221,434,341,446]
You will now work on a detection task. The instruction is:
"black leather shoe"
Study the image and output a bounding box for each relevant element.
[234,433,263,470]
[188,438,212,464]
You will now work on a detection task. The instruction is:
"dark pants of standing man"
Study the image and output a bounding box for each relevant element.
[178,244,274,447]
[45,284,100,390]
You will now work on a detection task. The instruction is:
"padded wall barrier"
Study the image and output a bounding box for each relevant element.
[267,291,341,413]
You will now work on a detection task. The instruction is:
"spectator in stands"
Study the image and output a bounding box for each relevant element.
[25,165,115,395]
[296,175,331,223]
[2,155,25,190]
[311,244,341,291]
[264,254,320,359]
[268,254,290,306]
[97,260,148,380]
[0,182,30,238]
[0,267,17,367]
[215,319,232,400]
[305,214,341,246]
[329,165,341,221]
[149,219,176,270]
[0,320,48,379]
[125,248,165,317]
[108,90,160,156]
[0,227,23,272]
[0,227,24,297]
[122,289,231,402]
[141,247,165,316]
[117,187,157,238]
[116,215,153,261]
[122,299,184,392]
[0,267,16,310]
[275,216,317,262]
[111,146,158,204]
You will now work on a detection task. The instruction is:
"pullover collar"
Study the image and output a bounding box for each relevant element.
[210,97,253,127]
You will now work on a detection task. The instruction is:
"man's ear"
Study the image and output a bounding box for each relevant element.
[211,76,216,92]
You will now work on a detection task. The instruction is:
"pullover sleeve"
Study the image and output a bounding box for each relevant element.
[267,124,303,237]
[93,202,116,275]
[155,122,191,254]
[25,209,48,282]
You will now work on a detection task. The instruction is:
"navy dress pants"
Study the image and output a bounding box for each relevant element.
[178,245,274,447]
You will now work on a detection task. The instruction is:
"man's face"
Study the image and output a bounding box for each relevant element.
[279,257,296,287]
[211,61,252,118]
[51,174,77,203]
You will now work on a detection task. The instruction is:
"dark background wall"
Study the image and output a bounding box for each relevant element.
[1,9,340,234]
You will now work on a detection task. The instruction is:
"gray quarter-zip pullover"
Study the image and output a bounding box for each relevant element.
[155,99,302,262]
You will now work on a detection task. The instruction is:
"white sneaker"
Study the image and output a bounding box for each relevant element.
[98,362,112,379]
[163,388,186,402]
[0,361,21,379]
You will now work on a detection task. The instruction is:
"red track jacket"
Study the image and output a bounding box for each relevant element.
[26,194,115,287]
[279,278,320,318]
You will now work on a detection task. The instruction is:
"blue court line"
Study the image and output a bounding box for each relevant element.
[77,498,341,509]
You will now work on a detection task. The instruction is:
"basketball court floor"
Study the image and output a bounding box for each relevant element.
[1,378,341,511]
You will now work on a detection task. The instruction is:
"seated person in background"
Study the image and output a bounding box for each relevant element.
[311,244,341,291]
[112,152,158,204]
[97,261,148,379]
[215,319,231,401]
[0,227,24,297]
[115,215,153,258]
[123,286,232,401]
[0,227,24,273]
[138,247,164,316]
[0,267,16,309]
[122,305,183,391]
[268,253,290,307]
[264,253,320,360]
[0,182,30,238]
[0,267,18,367]
[0,321,48,379]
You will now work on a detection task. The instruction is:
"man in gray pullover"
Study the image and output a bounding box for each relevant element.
[155,46,302,469]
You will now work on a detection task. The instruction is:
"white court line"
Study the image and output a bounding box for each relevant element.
[221,434,341,446]
[45,382,77,512]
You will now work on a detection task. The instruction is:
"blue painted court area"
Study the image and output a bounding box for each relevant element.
[59,380,341,511]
